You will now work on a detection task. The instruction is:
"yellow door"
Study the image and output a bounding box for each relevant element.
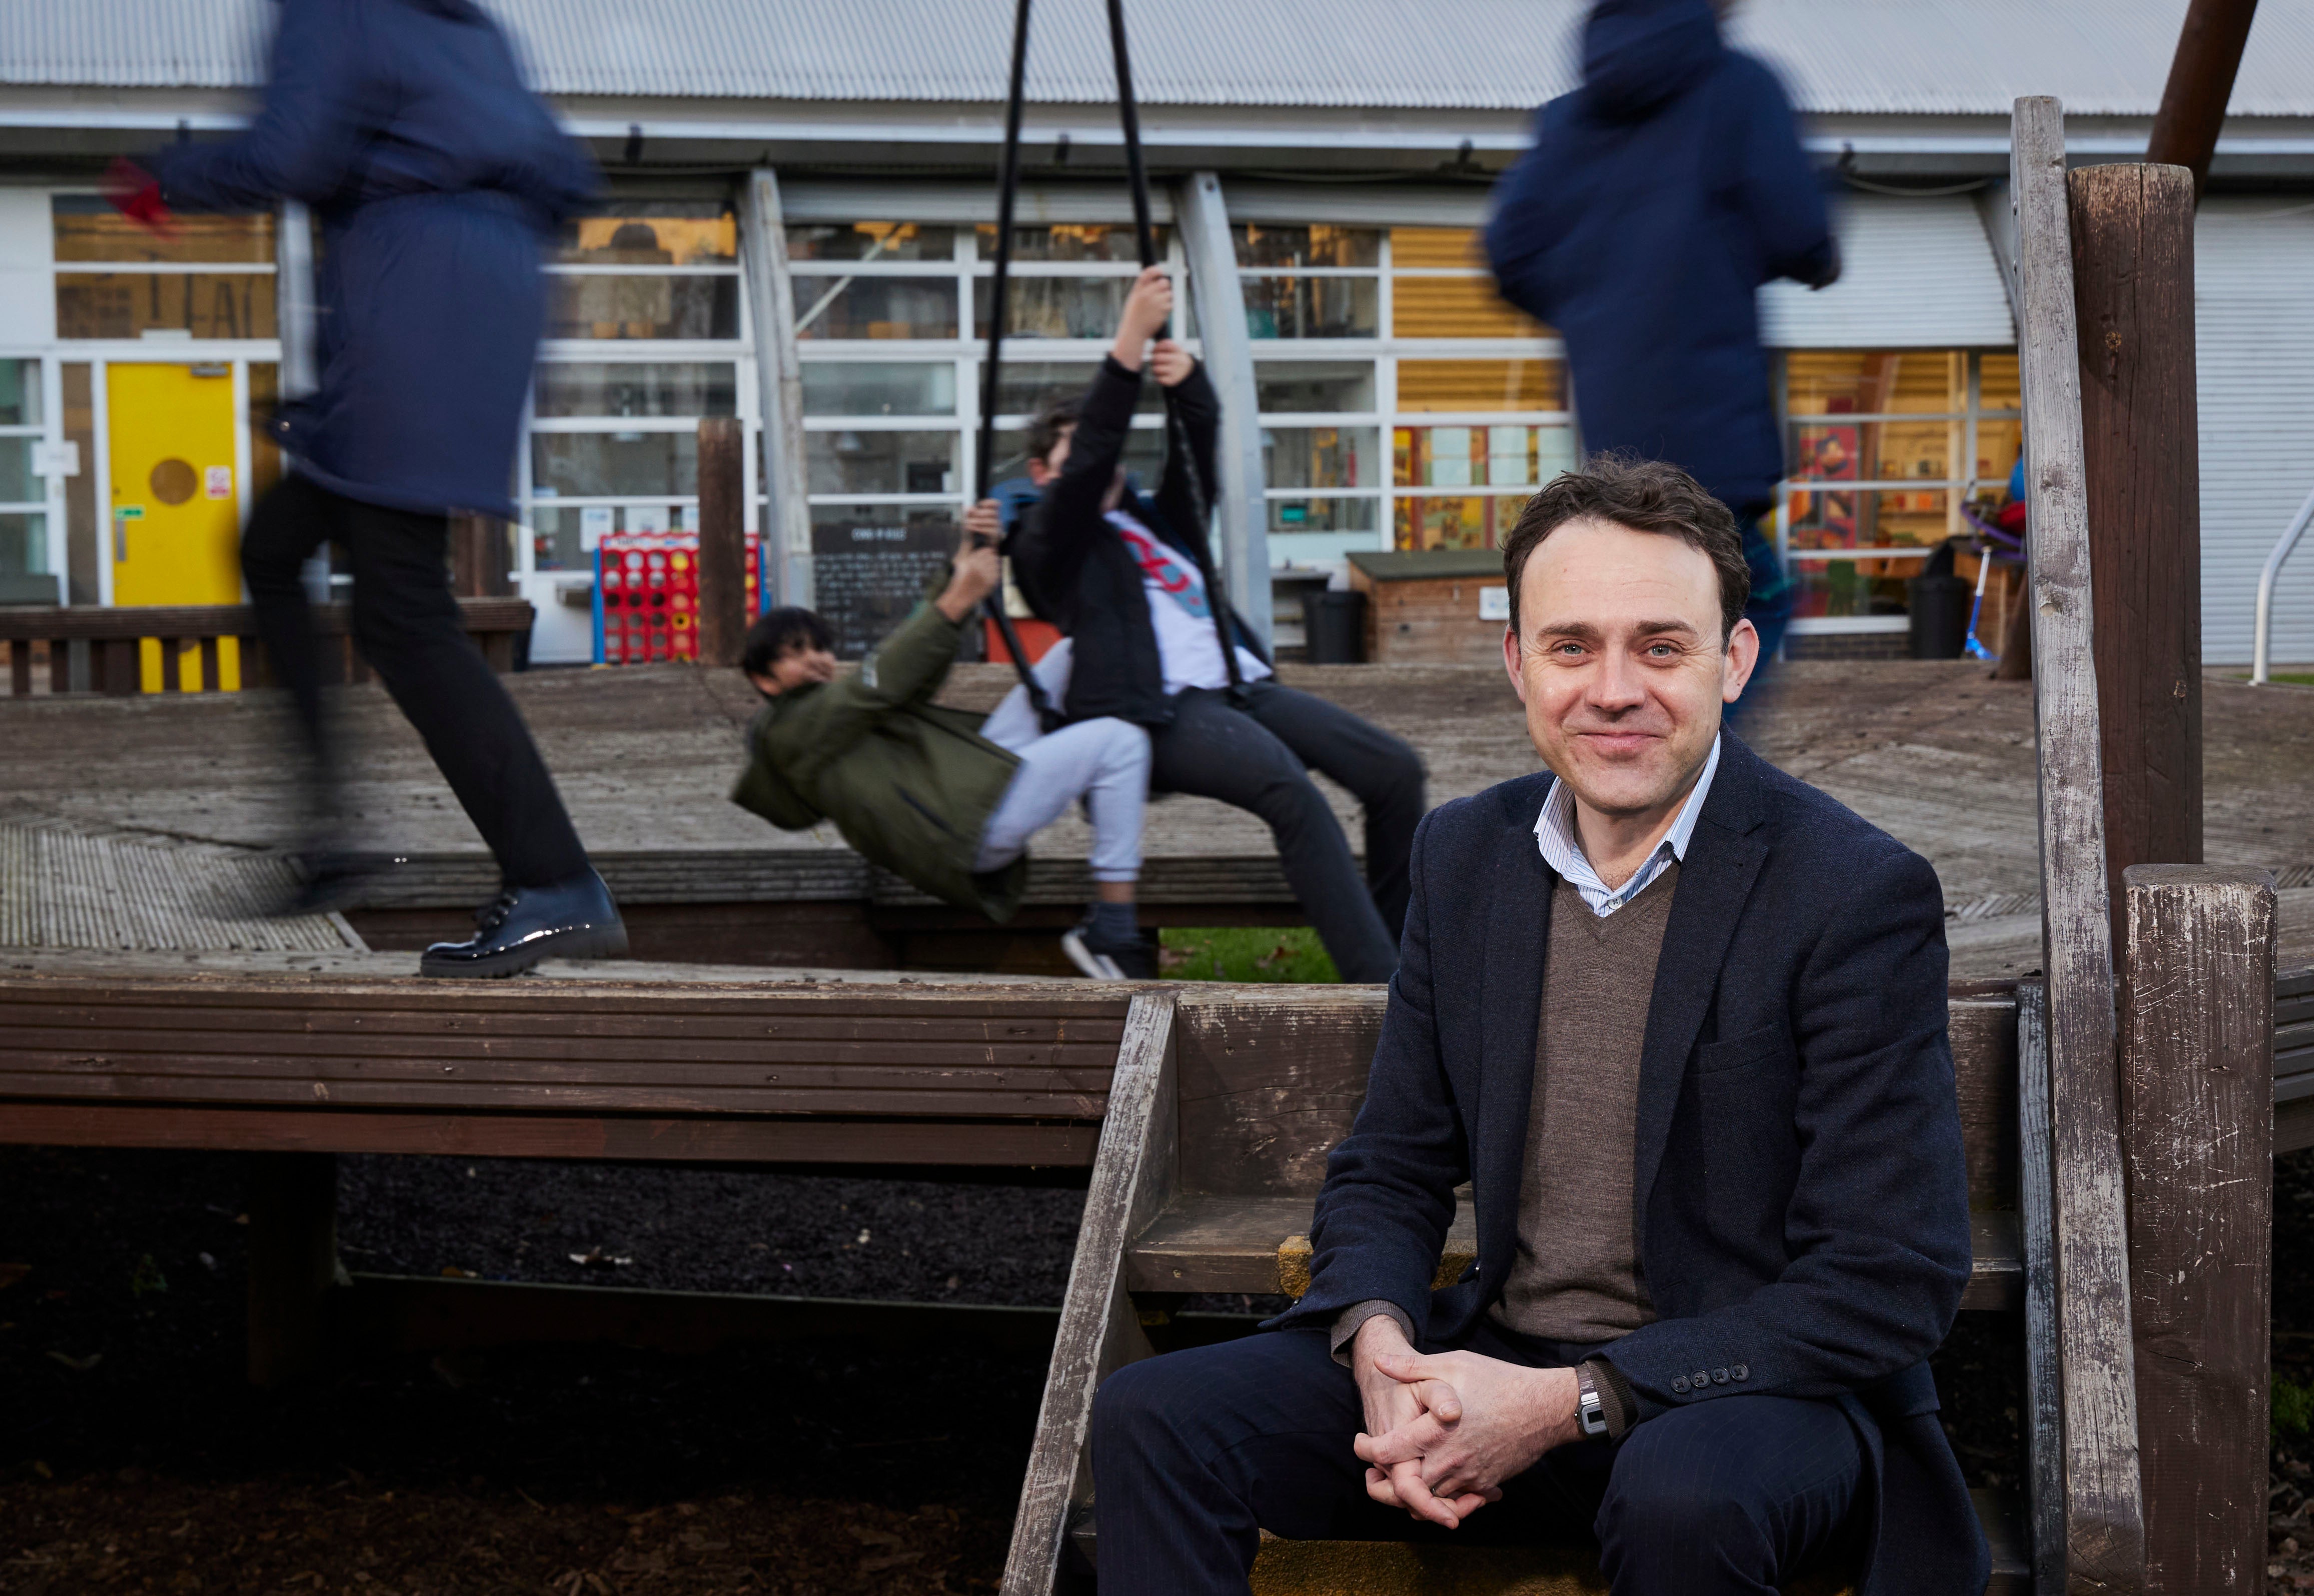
[108,362,244,688]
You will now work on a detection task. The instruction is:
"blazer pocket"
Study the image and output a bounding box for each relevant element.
[1695,1022,1792,1076]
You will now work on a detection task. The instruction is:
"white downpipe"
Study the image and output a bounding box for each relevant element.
[2252,483,2314,685]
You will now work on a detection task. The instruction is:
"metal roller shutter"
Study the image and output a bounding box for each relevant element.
[1759,193,2015,350]
[2196,198,2314,666]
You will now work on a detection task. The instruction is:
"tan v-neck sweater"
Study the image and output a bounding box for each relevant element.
[1488,865,1678,1345]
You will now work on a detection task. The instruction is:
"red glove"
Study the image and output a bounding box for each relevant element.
[104,157,176,238]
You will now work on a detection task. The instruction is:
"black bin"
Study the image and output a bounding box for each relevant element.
[1302,590,1367,664]
[1906,541,1971,660]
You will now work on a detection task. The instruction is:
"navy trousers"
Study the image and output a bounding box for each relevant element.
[1090,1326,1863,1595]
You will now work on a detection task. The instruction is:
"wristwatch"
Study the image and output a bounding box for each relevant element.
[1575,1365,1610,1438]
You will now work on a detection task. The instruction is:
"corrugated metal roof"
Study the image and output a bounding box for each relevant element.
[4,0,2314,117]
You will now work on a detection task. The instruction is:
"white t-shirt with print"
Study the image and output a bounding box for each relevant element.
[1105,508,1272,695]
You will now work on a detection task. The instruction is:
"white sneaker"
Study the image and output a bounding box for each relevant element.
[1061,927,1128,981]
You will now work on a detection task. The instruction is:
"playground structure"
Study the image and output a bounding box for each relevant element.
[0,60,2301,1596]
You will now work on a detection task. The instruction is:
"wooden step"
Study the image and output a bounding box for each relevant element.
[1066,1490,2025,1594]
[1127,1195,2022,1312]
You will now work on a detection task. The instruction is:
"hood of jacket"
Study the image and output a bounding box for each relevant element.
[1581,0,1724,122]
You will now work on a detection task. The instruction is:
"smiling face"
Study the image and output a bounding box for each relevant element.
[746,642,839,698]
[1502,516,1757,824]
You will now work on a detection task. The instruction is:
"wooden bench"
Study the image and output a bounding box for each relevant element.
[1002,984,2040,1596]
[0,598,534,697]
[0,970,1132,1381]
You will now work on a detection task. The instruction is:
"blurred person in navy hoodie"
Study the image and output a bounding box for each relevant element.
[114,0,624,976]
[1486,0,1839,724]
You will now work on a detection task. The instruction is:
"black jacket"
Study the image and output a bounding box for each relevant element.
[1272,737,1987,1596]
[1009,356,1269,728]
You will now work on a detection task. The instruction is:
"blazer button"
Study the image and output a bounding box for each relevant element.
[1671,1376,1688,1393]
[1691,1370,1709,1390]
[1713,1368,1729,1384]
[1731,1364,1749,1382]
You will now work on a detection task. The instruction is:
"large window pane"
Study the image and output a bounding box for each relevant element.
[1264,426,1377,492]
[987,362,1162,418]
[546,276,739,340]
[1233,226,1380,269]
[0,360,42,427]
[0,439,33,504]
[975,224,1169,262]
[1255,361,1376,413]
[987,425,1166,485]
[536,362,737,418]
[807,430,958,496]
[1270,497,1377,534]
[1790,554,1927,620]
[1396,424,1574,489]
[52,197,273,264]
[1393,494,1522,552]
[532,504,699,573]
[793,276,958,341]
[532,432,697,499]
[557,205,735,266]
[1241,277,1377,340]
[1396,359,1566,412]
[974,277,1140,341]
[1979,354,2021,412]
[1784,350,1967,416]
[802,362,958,417]
[57,274,277,340]
[1391,275,1536,339]
[787,224,956,263]
[1785,488,1949,551]
[1788,418,1956,485]
[0,513,48,583]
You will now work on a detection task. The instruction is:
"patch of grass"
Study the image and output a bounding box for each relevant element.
[1159,926,1339,983]
[2277,1375,2314,1441]
[2231,671,2314,686]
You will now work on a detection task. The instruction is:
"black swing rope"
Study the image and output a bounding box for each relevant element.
[974,0,1247,727]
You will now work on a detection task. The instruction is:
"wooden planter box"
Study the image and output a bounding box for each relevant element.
[1346,549,1510,666]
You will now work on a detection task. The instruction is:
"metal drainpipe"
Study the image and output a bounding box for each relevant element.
[2252,483,2314,685]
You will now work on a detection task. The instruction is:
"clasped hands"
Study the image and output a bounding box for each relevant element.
[1349,1312,1583,1529]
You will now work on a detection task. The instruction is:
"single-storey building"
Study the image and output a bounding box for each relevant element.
[1,0,2310,664]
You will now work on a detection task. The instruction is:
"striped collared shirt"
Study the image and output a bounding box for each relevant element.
[1533,735,1722,917]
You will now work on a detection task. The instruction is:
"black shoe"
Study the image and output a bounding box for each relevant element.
[1061,912,1158,981]
[418,870,628,979]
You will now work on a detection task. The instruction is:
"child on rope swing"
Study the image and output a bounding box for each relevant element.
[728,514,1158,980]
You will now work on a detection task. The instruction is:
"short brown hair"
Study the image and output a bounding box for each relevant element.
[1026,396,1081,464]
[1500,453,1749,641]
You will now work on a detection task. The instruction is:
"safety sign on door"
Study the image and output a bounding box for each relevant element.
[205,466,233,500]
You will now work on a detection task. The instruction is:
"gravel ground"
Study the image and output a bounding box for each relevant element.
[0,1144,2076,1593]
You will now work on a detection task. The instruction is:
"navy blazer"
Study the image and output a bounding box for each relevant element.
[1274,735,1988,1596]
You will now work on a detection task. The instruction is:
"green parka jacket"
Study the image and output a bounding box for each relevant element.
[729,599,1028,922]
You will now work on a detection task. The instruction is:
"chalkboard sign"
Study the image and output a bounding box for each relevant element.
[811,511,958,659]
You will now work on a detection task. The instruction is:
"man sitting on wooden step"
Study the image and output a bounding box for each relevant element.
[729,516,1156,979]
[1092,456,1987,1593]
[1009,266,1426,984]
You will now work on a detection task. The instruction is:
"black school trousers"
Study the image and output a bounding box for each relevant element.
[1149,680,1425,984]
[1091,1324,1865,1595]
[241,474,589,889]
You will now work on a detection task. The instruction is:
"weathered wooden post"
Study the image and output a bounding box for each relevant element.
[2069,164,2204,960]
[2013,94,2151,1596]
[2118,866,2277,1595]
[695,415,747,668]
